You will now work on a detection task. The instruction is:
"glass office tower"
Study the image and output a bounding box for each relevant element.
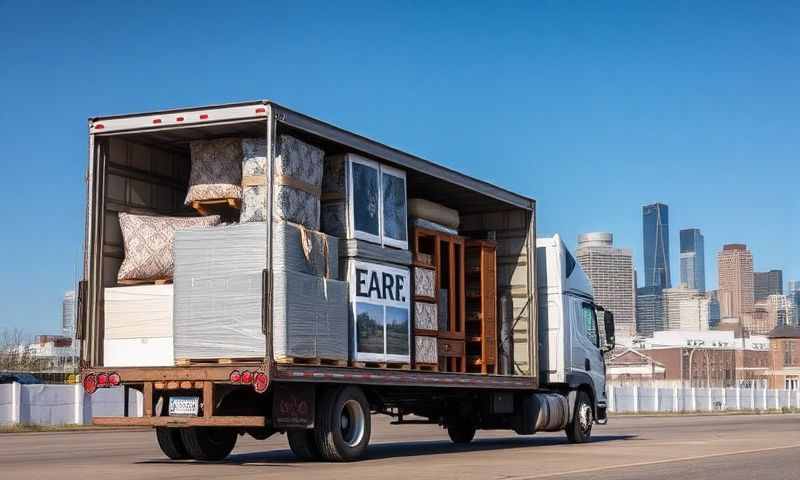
[680,228,706,292]
[643,203,671,289]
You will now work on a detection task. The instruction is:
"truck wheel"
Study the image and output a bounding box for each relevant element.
[446,417,476,444]
[287,429,321,461]
[565,391,593,443]
[155,427,190,459]
[180,427,237,461]
[314,386,371,461]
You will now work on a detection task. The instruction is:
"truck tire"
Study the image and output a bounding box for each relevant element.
[565,391,593,444]
[180,427,237,461]
[446,417,476,444]
[155,427,190,459]
[287,429,321,461]
[314,386,371,461]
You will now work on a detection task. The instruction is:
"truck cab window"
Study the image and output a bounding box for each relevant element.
[580,303,599,347]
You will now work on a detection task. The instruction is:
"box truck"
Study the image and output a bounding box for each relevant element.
[78,100,615,461]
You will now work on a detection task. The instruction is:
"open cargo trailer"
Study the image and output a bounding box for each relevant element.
[78,101,609,461]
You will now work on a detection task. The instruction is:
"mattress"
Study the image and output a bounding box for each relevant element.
[273,135,325,229]
[408,198,459,229]
[240,138,269,223]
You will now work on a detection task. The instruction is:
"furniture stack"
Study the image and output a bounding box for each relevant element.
[321,153,412,368]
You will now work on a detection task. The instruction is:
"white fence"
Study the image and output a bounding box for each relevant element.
[2,383,799,425]
[609,385,800,413]
[0,383,142,426]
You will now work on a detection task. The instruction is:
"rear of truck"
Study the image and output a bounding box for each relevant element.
[79,101,551,461]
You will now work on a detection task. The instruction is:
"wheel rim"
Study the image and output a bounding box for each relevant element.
[339,399,365,447]
[578,403,592,434]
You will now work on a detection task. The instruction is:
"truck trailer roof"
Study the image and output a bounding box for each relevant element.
[89,100,536,213]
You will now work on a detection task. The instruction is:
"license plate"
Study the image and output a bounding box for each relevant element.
[168,396,199,416]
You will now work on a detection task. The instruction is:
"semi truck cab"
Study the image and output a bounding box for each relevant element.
[536,235,615,429]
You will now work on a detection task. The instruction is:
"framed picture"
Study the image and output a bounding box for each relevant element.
[349,260,410,363]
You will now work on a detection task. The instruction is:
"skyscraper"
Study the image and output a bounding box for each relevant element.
[636,286,664,337]
[662,286,700,330]
[679,228,705,292]
[754,270,783,302]
[575,232,637,338]
[717,243,754,322]
[643,203,671,288]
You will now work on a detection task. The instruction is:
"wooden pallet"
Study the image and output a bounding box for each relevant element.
[175,357,261,366]
[191,198,241,216]
[415,364,439,372]
[351,361,411,370]
[117,278,172,286]
[275,356,348,367]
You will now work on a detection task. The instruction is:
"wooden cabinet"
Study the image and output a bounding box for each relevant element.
[465,240,497,374]
[412,227,466,373]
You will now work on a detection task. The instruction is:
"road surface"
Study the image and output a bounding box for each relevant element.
[1,414,798,479]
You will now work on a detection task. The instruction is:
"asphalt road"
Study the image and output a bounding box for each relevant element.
[1,414,798,479]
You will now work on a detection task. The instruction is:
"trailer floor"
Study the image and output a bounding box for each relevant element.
[1,414,798,479]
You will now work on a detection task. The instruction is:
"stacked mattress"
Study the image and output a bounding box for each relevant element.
[103,284,174,367]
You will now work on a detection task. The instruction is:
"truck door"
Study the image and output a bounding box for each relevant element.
[568,298,607,404]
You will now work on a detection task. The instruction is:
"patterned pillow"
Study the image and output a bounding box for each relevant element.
[117,213,221,281]
[184,138,243,205]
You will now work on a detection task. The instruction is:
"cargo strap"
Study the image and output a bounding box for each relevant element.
[275,175,321,197]
[242,175,266,187]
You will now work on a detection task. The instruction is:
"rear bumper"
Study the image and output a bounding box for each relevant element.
[93,416,265,428]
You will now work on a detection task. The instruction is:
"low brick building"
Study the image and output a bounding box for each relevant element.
[767,326,800,390]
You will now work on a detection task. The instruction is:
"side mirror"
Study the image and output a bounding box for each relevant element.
[602,310,615,352]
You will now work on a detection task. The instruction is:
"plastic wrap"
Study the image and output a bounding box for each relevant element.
[240,138,269,223]
[412,217,459,236]
[273,221,339,279]
[339,239,412,271]
[104,338,174,367]
[272,269,348,361]
[173,223,267,360]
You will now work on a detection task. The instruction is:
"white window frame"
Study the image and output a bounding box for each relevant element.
[785,376,799,391]
[379,164,409,250]
[346,155,382,245]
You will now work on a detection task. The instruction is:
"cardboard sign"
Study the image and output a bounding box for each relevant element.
[349,260,410,362]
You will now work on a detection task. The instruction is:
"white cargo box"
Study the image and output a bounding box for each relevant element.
[103,284,174,367]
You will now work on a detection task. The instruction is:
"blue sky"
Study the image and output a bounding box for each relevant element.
[0,2,797,335]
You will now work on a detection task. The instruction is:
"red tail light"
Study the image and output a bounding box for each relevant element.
[229,370,241,383]
[108,372,121,386]
[176,116,184,122]
[254,372,269,393]
[83,374,98,394]
[97,373,108,387]
[94,124,105,130]
[199,114,208,120]
[240,370,252,384]
[255,107,266,114]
